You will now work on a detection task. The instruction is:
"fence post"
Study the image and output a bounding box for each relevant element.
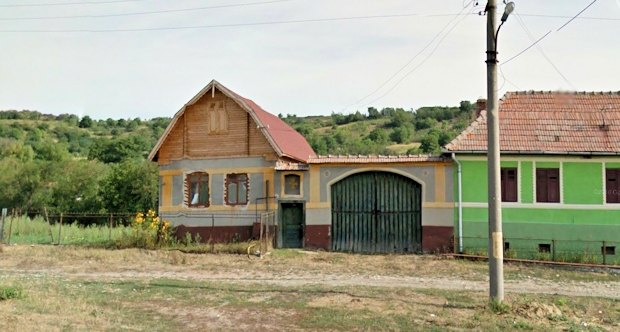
[210,215,215,253]
[44,207,54,244]
[552,239,556,261]
[108,214,113,241]
[57,213,63,245]
[0,208,6,243]
[602,241,606,265]
[7,209,14,245]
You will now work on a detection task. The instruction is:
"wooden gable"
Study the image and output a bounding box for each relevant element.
[156,89,277,165]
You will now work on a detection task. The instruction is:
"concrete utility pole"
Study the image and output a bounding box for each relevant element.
[486,0,512,302]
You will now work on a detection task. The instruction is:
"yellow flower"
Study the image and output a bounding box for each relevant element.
[147,209,155,217]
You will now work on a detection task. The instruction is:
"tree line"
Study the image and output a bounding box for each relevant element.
[0,101,475,214]
[0,111,169,214]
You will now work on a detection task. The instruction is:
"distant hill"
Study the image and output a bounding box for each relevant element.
[280,101,475,156]
[0,101,474,163]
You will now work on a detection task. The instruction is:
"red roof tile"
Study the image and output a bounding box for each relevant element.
[308,155,447,164]
[237,97,316,163]
[445,91,620,154]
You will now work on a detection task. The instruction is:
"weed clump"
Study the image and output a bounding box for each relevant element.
[0,286,23,301]
[489,300,510,314]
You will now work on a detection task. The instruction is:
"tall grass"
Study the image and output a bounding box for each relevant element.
[1,216,130,246]
[1,216,258,254]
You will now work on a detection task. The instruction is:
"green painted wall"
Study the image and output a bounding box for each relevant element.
[563,162,602,204]
[461,160,488,202]
[521,161,533,203]
[536,161,560,168]
[454,156,620,264]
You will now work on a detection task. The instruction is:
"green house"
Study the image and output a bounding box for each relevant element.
[445,91,620,264]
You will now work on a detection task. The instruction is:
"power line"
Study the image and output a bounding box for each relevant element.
[363,10,471,107]
[557,0,598,31]
[0,0,295,21]
[519,13,620,22]
[341,4,475,111]
[514,13,575,89]
[502,30,551,65]
[0,0,149,7]
[0,13,447,33]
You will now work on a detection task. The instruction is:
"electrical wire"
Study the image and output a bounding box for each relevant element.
[501,30,551,66]
[340,4,475,112]
[0,0,295,21]
[518,13,620,22]
[363,10,472,107]
[0,0,149,7]
[514,13,575,89]
[0,13,453,33]
[556,0,598,31]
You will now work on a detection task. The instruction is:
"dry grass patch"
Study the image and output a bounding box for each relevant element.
[0,274,618,331]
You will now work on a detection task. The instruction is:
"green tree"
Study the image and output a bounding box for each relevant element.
[49,160,108,213]
[367,128,389,144]
[420,132,440,154]
[99,159,158,213]
[390,124,414,144]
[78,115,94,128]
[367,107,381,119]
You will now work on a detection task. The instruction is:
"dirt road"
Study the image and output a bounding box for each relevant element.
[1,246,618,299]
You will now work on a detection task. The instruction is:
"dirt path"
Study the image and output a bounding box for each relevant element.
[3,268,619,299]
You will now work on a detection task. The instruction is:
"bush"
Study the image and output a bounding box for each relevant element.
[0,286,23,301]
[116,210,172,249]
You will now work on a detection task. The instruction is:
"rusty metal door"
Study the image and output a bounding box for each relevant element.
[331,171,422,253]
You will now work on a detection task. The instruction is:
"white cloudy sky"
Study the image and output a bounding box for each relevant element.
[1,0,619,119]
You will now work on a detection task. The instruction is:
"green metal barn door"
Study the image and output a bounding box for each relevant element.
[331,172,421,253]
[281,203,304,248]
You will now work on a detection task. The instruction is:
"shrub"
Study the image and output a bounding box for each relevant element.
[0,286,23,301]
[116,209,172,249]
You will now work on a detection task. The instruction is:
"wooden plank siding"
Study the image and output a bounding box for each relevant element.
[157,91,277,165]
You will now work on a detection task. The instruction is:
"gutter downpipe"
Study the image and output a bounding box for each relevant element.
[452,152,463,253]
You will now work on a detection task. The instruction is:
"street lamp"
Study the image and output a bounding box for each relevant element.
[486,0,514,303]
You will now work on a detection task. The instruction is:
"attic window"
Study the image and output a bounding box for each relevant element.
[207,101,228,134]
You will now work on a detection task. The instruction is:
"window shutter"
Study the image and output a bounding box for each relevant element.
[547,169,560,203]
[505,169,517,202]
[536,169,547,202]
[500,168,517,202]
[607,169,619,203]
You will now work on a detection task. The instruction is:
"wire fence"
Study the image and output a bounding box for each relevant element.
[458,236,620,266]
[0,208,278,255]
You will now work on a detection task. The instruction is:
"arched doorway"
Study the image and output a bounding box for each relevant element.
[331,171,422,253]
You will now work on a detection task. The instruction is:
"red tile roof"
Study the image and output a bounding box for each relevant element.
[308,155,447,164]
[236,97,317,163]
[149,80,316,163]
[445,91,620,154]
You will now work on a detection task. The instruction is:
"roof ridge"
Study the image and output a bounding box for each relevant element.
[508,90,620,95]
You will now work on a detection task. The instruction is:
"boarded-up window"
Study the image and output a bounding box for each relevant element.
[284,174,301,196]
[225,173,248,205]
[606,169,620,203]
[501,168,518,202]
[207,101,228,134]
[536,168,560,203]
[186,172,209,208]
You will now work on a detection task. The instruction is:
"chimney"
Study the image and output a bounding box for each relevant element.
[475,99,487,118]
